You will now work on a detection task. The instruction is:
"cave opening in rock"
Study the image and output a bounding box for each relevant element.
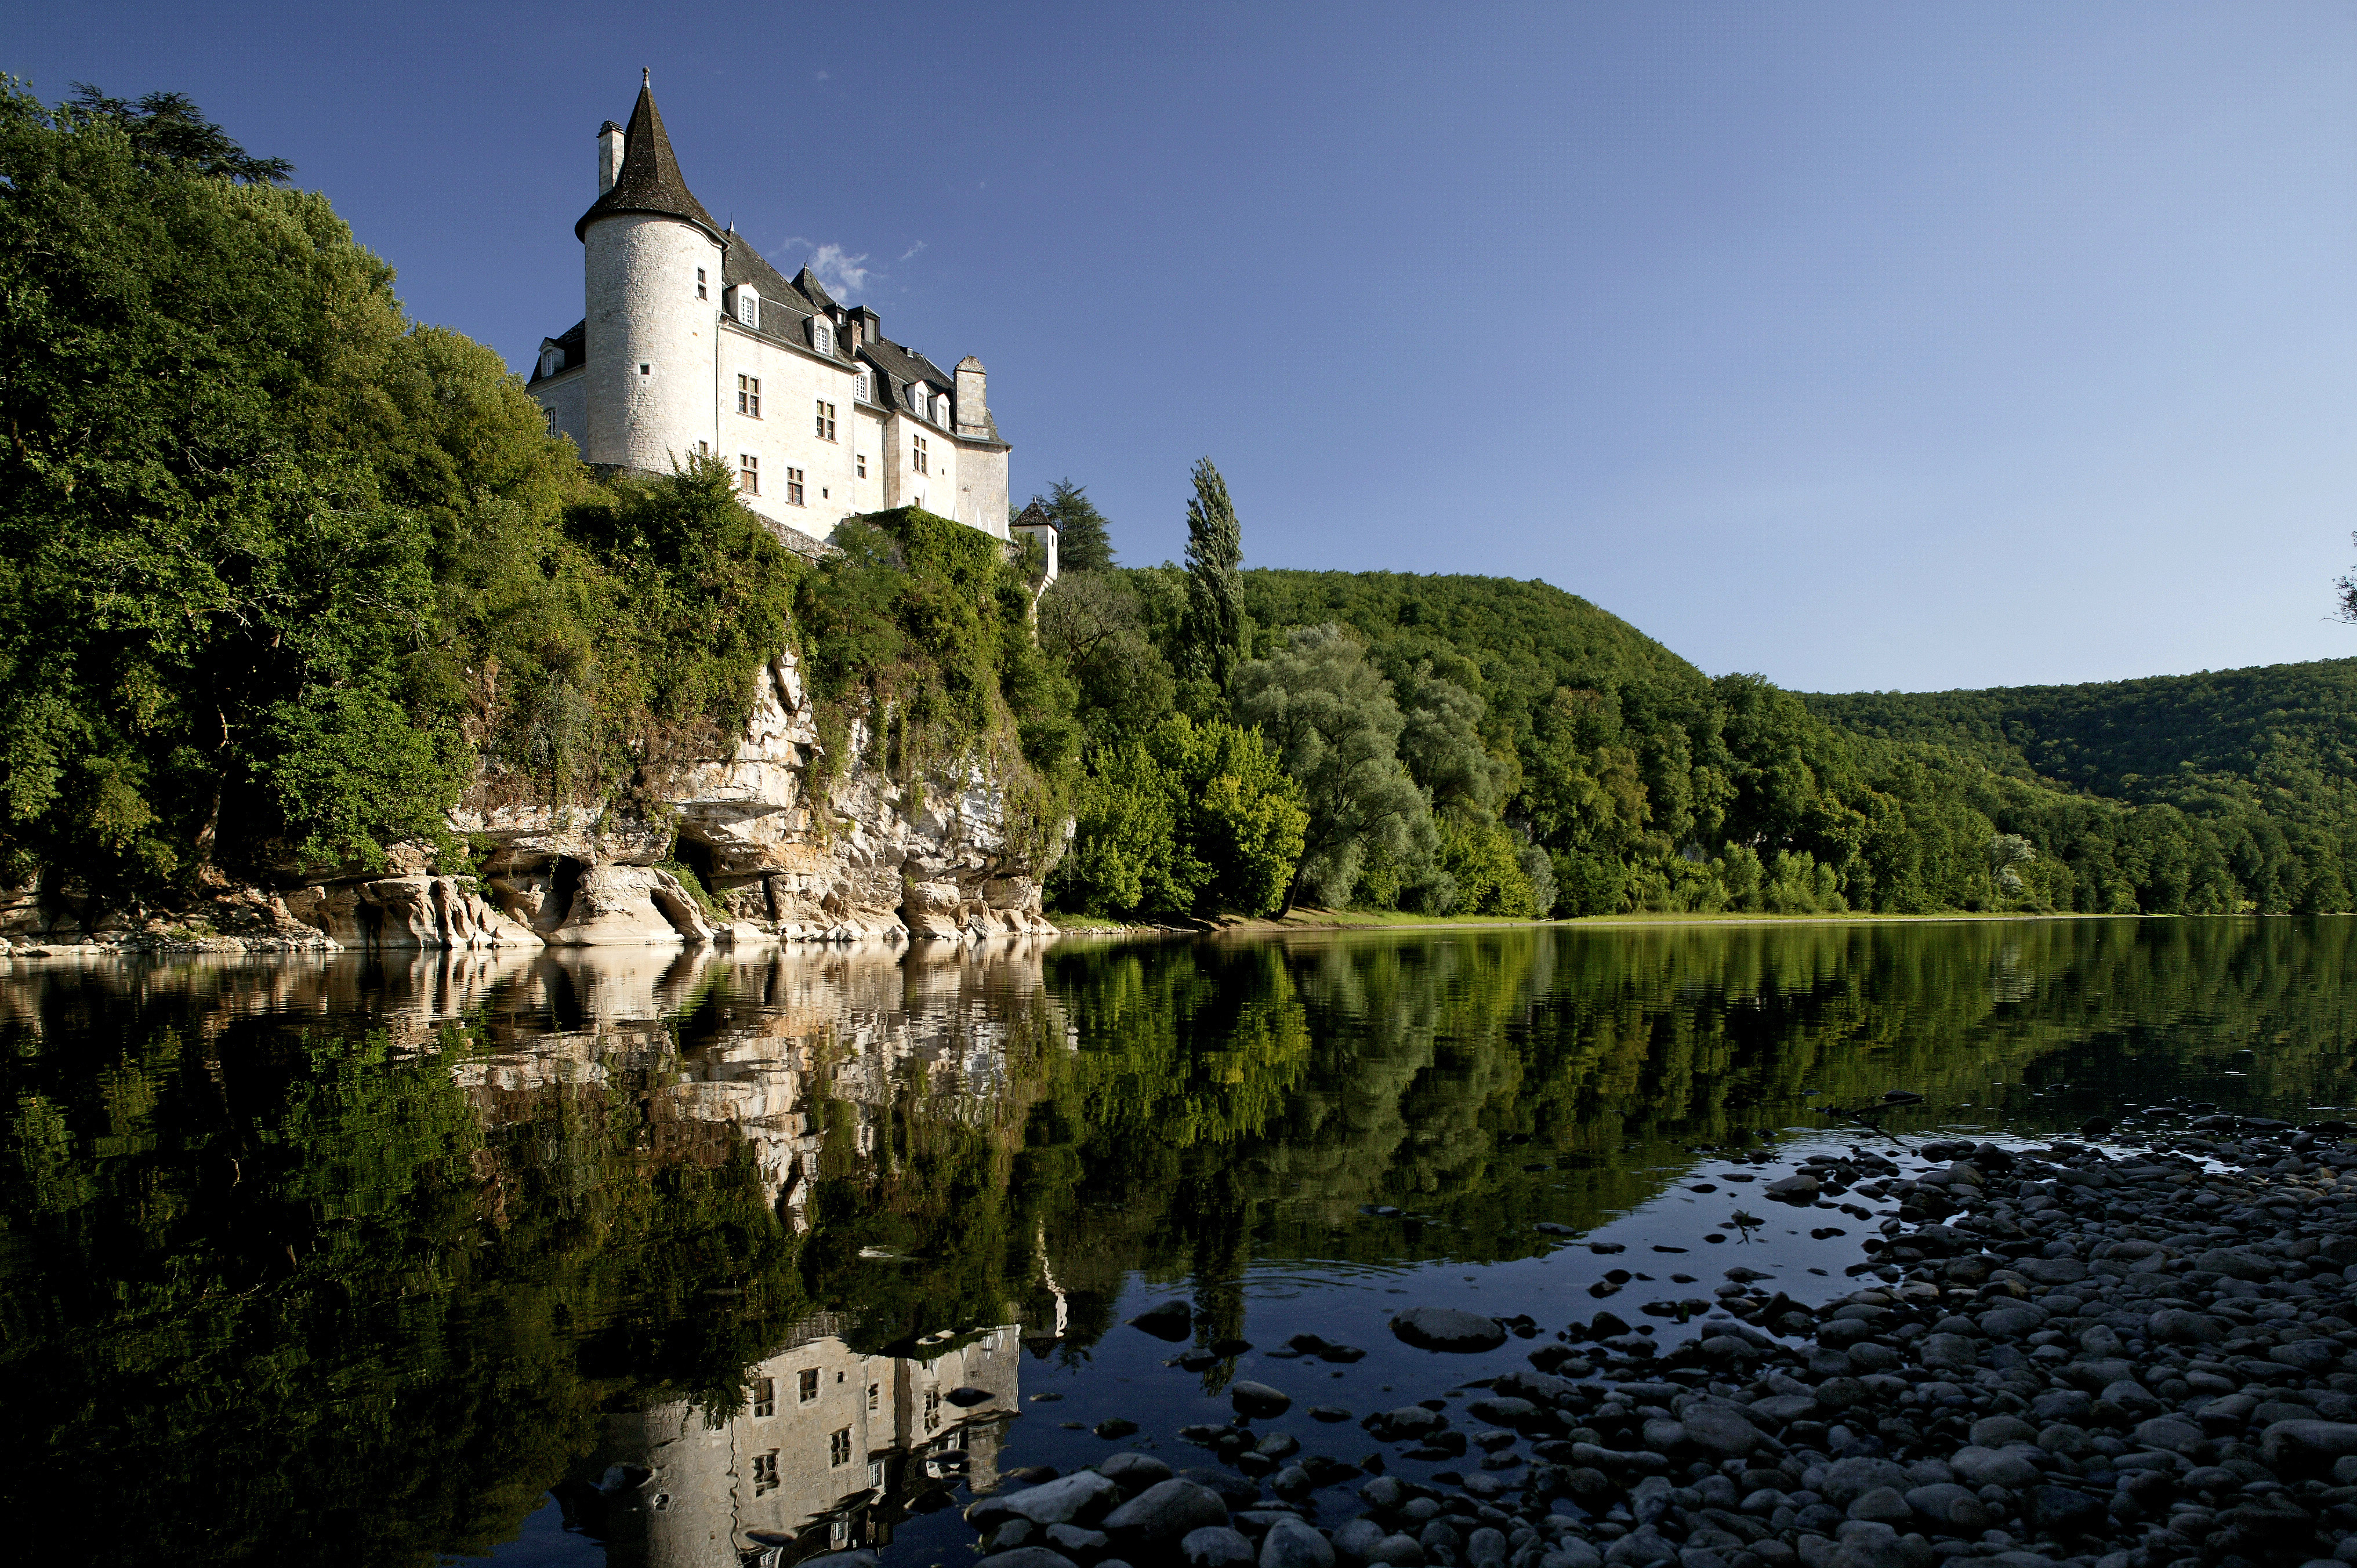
[671,834,717,893]
[546,857,585,930]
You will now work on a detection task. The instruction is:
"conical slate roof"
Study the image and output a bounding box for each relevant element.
[574,75,723,242]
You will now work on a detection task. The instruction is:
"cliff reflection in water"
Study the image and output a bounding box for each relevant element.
[3,918,2356,1568]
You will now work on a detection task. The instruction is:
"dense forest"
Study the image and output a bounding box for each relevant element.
[1034,484,2357,920]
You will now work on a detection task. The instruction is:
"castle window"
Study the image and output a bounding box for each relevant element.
[857,453,868,479]
[738,375,760,418]
[753,1377,775,1418]
[868,1459,885,1489]
[739,454,759,495]
[638,363,650,377]
[816,401,836,441]
[923,1387,941,1432]
[829,1427,853,1467]
[753,1452,779,1495]
[735,285,760,328]
[797,1366,819,1402]
[537,345,564,378]
[697,267,708,300]
[854,369,871,402]
[814,321,833,354]
[867,1382,879,1411]
[697,440,709,456]
[912,435,928,474]
[785,467,805,506]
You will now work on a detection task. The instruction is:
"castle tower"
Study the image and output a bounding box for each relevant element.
[576,72,724,473]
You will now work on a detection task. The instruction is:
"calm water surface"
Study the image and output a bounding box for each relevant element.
[4,917,2354,1567]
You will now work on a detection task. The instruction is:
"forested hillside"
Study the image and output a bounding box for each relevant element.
[1036,477,2357,919]
[1803,661,2357,800]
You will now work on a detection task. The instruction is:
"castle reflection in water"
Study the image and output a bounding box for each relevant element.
[577,1316,1021,1567]
[226,937,1065,1567]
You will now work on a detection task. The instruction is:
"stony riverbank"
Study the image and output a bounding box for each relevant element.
[919,1118,2357,1568]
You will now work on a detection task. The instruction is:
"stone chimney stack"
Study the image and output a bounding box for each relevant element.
[597,120,626,194]
[955,356,988,435]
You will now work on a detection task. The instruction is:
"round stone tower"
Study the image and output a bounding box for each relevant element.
[576,73,724,474]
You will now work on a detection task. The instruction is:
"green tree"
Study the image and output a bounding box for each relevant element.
[1057,716,1304,918]
[1037,571,1177,745]
[1028,478,1118,573]
[0,81,472,883]
[1234,625,1435,911]
[1174,717,1309,916]
[1178,458,1249,700]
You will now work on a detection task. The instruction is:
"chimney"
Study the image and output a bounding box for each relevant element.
[954,356,987,434]
[597,120,626,194]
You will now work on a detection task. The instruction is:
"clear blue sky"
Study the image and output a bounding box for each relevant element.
[16,1,2357,694]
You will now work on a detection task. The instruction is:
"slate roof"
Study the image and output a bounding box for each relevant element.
[574,77,723,242]
[722,234,848,362]
[528,320,585,386]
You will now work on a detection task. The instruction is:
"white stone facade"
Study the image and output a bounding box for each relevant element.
[529,78,1011,547]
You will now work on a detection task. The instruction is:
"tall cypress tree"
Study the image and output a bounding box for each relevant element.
[1181,457,1249,693]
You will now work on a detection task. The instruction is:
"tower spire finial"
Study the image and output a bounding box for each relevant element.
[643,67,651,87]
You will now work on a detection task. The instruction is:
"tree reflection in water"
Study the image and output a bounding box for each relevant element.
[2,917,2352,1566]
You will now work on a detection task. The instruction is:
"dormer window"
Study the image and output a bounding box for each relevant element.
[813,321,833,354]
[537,344,564,378]
[854,369,871,402]
[731,285,760,328]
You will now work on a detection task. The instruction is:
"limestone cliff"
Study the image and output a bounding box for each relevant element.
[453,646,1058,949]
[1,648,1060,955]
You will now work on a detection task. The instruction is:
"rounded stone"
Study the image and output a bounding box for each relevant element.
[1946,1445,2040,1491]
[1232,1381,1293,1418]
[1902,1482,1988,1533]
[1261,1517,1337,1568]
[1331,1520,1387,1564]
[1844,1486,1912,1526]
[1100,1453,1176,1494]
[1184,1527,1258,1568]
[1966,1415,2037,1448]
[1103,1479,1232,1544]
[1391,1306,1509,1353]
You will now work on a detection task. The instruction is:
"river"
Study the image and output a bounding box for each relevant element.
[2,917,2351,1567]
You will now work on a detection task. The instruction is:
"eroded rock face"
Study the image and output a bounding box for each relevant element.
[281,876,543,951]
[453,649,1058,946]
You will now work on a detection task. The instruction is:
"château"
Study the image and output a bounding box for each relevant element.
[528,73,1017,552]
